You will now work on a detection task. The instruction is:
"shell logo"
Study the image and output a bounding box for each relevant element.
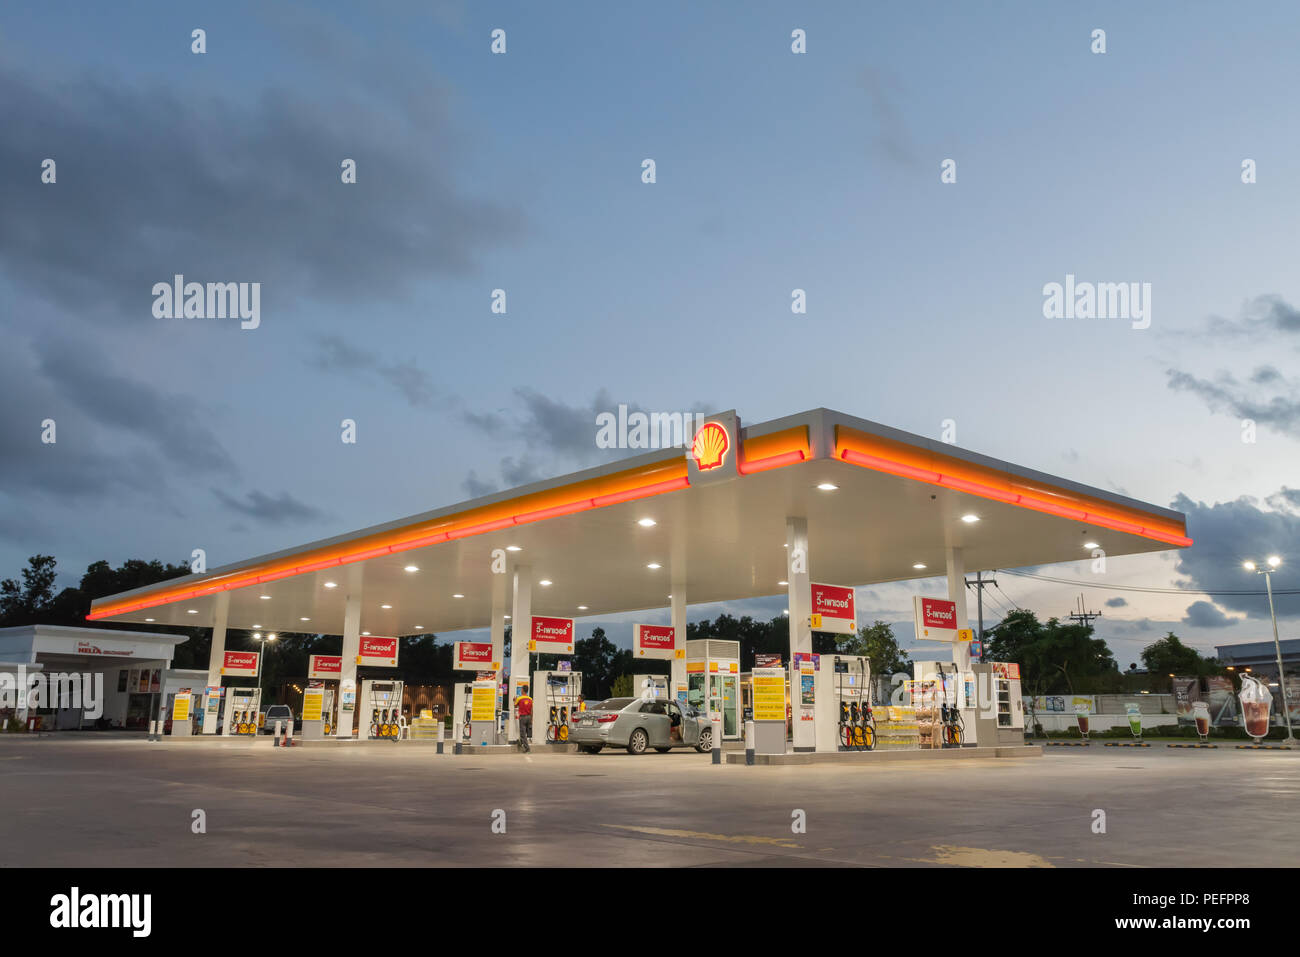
[691,422,730,471]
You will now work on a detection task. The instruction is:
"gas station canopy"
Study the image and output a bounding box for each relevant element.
[89,409,1191,636]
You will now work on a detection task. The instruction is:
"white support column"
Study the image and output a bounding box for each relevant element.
[490,573,507,742]
[670,586,687,704]
[509,565,532,742]
[946,546,972,671]
[201,593,229,734]
[336,590,362,739]
[786,516,814,751]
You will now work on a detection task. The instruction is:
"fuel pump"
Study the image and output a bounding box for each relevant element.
[829,656,872,751]
[358,679,404,740]
[531,670,583,748]
[221,688,261,737]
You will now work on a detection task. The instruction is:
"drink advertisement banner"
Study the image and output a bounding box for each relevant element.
[751,668,786,721]
[530,616,574,654]
[634,624,677,659]
[220,651,259,678]
[453,641,496,671]
[913,596,959,641]
[1206,676,1238,726]
[1171,676,1201,724]
[810,583,856,635]
[308,654,342,679]
[754,653,783,669]
[356,636,399,667]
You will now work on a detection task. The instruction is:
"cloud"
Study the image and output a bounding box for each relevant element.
[1170,492,1300,619]
[1167,368,1300,439]
[461,471,497,498]
[1105,597,1128,608]
[462,389,715,493]
[0,59,522,325]
[1182,600,1241,629]
[312,336,439,407]
[211,489,327,525]
[1204,294,1300,339]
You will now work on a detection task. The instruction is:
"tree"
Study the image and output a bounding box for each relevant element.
[984,608,1122,694]
[0,555,60,626]
[610,674,633,697]
[572,627,627,698]
[837,620,911,677]
[1140,632,1221,690]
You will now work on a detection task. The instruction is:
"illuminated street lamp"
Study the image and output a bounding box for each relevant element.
[253,631,278,698]
[1242,556,1296,746]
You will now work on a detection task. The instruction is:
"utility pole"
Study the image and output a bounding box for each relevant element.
[964,570,998,645]
[1067,594,1101,628]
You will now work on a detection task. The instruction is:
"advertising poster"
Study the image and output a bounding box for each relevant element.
[220,651,260,678]
[1171,676,1201,725]
[149,669,161,693]
[453,641,495,671]
[800,671,816,707]
[1286,675,1300,726]
[754,653,783,669]
[470,683,496,722]
[809,583,856,634]
[172,692,191,721]
[1206,676,1238,726]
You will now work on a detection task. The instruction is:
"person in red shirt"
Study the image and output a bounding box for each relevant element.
[515,691,533,750]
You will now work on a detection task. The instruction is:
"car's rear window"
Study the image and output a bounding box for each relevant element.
[597,698,635,711]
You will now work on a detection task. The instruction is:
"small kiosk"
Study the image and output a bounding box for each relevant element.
[685,639,742,740]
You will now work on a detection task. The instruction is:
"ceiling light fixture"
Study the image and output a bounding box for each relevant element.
[961,514,980,524]
[637,518,657,527]
[817,482,838,491]
[404,565,419,572]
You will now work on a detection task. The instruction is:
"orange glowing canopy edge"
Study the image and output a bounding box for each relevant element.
[835,426,1191,548]
[87,461,690,620]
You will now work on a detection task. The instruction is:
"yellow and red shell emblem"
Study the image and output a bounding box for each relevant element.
[691,422,730,471]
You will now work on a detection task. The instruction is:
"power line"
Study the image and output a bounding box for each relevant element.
[999,569,1298,597]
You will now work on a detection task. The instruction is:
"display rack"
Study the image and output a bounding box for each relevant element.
[874,705,921,750]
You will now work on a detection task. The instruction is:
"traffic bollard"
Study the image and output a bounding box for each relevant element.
[712,716,722,766]
[745,719,755,766]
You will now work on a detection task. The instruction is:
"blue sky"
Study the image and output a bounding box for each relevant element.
[1,1,1298,664]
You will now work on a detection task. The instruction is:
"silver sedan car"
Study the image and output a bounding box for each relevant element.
[569,697,712,755]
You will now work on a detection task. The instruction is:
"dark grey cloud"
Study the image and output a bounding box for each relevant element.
[1204,294,1300,339]
[461,470,497,498]
[0,60,522,324]
[1170,492,1300,620]
[212,489,326,525]
[461,389,714,494]
[36,339,236,474]
[1182,600,1241,629]
[1105,597,1128,608]
[1167,368,1300,439]
[312,335,438,407]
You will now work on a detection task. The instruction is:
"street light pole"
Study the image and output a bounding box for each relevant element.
[1245,557,1296,746]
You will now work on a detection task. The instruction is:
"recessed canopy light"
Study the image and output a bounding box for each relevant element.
[186,609,198,614]
[452,594,464,599]
[817,482,838,491]
[404,565,419,572]
[323,582,337,588]
[647,563,661,570]
[381,604,392,609]
[1083,542,1099,550]
[415,625,424,630]
[961,514,980,523]
[637,518,657,527]
[506,545,522,552]
[300,617,310,622]
[252,624,261,628]
[145,618,155,622]
[539,580,552,587]
[913,563,927,570]
[259,595,272,600]
[362,631,370,636]
[504,615,511,620]
[778,580,789,586]
[578,605,588,610]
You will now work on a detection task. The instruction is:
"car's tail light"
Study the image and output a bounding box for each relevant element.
[597,713,619,723]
